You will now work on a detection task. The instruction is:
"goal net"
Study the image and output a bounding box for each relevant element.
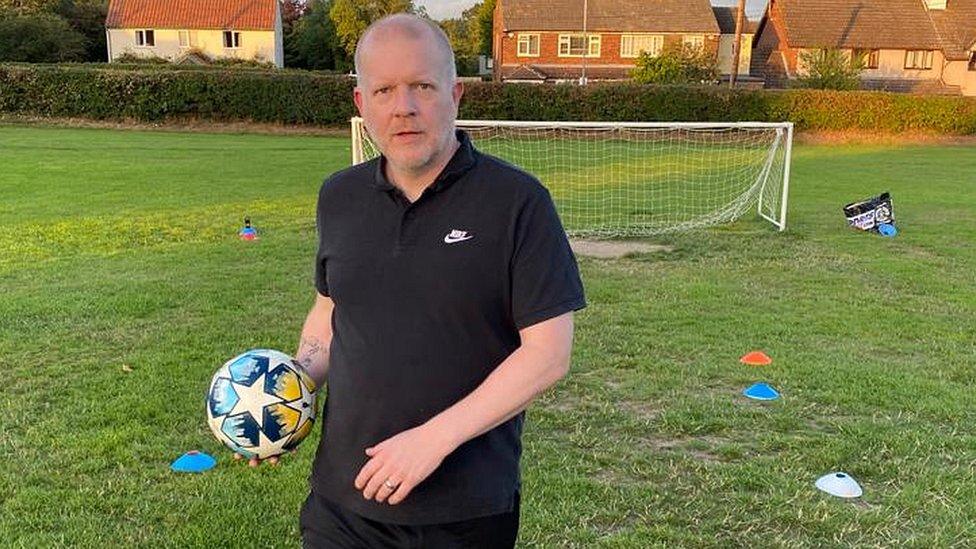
[351,118,793,237]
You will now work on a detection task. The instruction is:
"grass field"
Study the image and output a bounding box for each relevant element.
[1,124,975,547]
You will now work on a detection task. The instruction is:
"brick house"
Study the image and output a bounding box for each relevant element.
[712,7,758,77]
[105,0,284,67]
[492,0,721,83]
[752,0,976,95]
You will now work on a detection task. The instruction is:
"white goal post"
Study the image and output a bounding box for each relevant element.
[351,117,793,237]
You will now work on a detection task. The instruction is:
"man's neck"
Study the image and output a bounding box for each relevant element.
[386,137,460,203]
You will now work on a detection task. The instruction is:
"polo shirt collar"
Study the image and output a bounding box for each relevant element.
[372,129,477,195]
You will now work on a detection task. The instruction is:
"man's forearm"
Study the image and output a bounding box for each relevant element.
[296,297,334,389]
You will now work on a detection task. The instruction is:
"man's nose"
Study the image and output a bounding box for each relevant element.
[392,87,417,117]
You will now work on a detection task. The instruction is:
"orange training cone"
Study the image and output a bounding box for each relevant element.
[740,351,772,366]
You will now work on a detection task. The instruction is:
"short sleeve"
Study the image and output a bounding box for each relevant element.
[314,182,330,296]
[511,187,586,329]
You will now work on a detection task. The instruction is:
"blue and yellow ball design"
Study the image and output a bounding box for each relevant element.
[206,349,318,459]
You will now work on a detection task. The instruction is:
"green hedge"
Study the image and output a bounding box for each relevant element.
[2,63,975,133]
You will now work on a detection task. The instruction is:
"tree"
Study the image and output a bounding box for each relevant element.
[285,0,348,70]
[0,0,60,15]
[631,43,718,85]
[280,0,307,32]
[435,0,494,77]
[329,0,414,58]
[796,48,864,90]
[0,12,85,62]
[439,16,476,76]
[470,0,494,57]
[54,0,108,61]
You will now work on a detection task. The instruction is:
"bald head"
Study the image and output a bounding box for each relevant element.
[354,13,457,87]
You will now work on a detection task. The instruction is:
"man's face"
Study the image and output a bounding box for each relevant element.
[354,30,463,176]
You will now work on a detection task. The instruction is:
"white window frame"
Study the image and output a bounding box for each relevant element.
[682,34,704,50]
[620,34,664,58]
[967,51,975,71]
[558,33,600,58]
[178,30,190,48]
[223,30,241,49]
[135,29,155,47]
[517,33,540,57]
[904,50,933,70]
[860,49,880,69]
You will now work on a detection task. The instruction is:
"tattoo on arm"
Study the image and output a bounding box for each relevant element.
[298,336,324,369]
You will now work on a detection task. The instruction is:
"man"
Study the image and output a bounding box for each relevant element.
[292,13,585,548]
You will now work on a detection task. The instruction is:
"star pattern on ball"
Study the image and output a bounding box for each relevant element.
[253,429,291,459]
[228,372,283,425]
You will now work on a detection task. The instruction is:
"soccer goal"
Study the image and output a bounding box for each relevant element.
[351,118,793,237]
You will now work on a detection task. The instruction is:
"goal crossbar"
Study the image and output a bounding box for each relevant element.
[351,117,793,236]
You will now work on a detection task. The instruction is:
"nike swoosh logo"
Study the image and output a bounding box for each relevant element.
[444,234,474,244]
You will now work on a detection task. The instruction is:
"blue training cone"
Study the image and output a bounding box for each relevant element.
[878,223,897,237]
[171,450,216,473]
[743,382,780,401]
[239,216,258,240]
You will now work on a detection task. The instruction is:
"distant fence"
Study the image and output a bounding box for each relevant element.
[2,64,974,134]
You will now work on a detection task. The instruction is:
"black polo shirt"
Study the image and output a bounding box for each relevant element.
[310,130,586,525]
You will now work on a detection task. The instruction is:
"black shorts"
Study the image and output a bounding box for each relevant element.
[299,491,520,549]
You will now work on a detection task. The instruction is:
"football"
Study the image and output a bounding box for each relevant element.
[206,349,318,459]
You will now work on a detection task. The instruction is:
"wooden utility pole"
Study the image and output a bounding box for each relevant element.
[580,0,589,85]
[729,0,747,88]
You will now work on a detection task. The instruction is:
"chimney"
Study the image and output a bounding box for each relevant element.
[923,0,947,9]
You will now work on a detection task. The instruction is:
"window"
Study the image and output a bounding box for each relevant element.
[178,30,189,48]
[223,31,241,49]
[968,51,975,71]
[683,35,704,51]
[621,34,664,58]
[517,33,539,57]
[904,50,933,70]
[558,34,600,57]
[853,49,879,69]
[135,29,155,47]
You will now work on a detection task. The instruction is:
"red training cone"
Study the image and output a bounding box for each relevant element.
[740,351,772,366]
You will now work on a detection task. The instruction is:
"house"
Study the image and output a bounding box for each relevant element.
[752,0,976,95]
[492,0,721,83]
[105,0,284,68]
[712,6,758,77]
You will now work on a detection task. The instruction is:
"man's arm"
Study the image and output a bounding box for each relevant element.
[354,312,575,504]
[240,292,333,467]
[296,292,334,389]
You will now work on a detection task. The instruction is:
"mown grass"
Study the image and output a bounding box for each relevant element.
[1,125,974,547]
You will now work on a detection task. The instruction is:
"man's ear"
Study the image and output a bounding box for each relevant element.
[452,80,464,108]
[353,86,364,115]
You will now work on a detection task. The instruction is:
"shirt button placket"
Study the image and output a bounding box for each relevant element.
[397,203,418,251]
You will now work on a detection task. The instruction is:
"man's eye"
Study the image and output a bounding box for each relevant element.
[418,83,433,90]
[375,87,390,95]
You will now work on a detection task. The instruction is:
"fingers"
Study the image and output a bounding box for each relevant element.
[361,465,394,500]
[354,457,383,490]
[370,473,404,504]
[357,458,404,503]
[234,453,281,467]
[387,479,414,505]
